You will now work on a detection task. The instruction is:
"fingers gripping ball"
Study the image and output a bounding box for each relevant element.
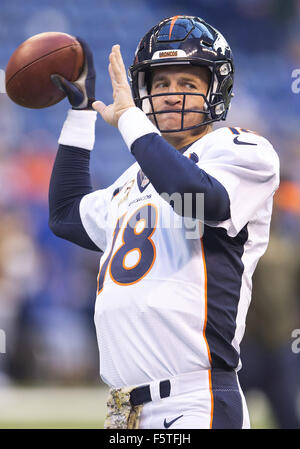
[5,32,84,109]
[51,37,96,110]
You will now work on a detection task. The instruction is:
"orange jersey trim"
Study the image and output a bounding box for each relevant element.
[200,235,214,428]
[200,237,212,365]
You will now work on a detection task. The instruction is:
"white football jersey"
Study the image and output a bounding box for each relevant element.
[79,126,280,388]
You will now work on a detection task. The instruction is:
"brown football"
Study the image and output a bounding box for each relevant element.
[5,32,84,109]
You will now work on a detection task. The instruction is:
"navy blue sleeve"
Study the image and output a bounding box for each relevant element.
[131,133,230,221]
[48,144,101,252]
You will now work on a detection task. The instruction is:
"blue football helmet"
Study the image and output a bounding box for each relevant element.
[129,15,234,133]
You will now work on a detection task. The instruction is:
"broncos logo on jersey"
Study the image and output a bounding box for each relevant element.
[111,179,135,205]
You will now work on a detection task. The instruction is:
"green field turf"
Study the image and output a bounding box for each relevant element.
[0,421,104,429]
[0,385,278,429]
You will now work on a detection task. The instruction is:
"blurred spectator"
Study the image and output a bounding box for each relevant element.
[239,181,300,429]
[0,208,43,382]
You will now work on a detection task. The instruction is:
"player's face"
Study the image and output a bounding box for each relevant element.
[149,65,210,142]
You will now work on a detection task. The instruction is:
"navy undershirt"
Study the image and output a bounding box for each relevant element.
[131,133,230,221]
[48,144,100,251]
[48,133,230,250]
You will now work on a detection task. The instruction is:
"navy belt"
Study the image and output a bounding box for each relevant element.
[130,379,171,406]
[129,370,237,407]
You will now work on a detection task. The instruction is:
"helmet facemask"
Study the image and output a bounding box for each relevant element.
[130,60,231,133]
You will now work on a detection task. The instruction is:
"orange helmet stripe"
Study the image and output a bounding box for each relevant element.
[169,15,180,40]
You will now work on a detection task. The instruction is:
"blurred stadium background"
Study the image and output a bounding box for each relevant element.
[0,0,299,429]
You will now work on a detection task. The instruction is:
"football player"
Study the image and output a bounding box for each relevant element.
[49,16,280,428]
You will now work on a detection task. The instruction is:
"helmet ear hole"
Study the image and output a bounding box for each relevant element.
[222,77,234,109]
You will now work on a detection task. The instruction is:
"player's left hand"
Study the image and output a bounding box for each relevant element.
[92,45,135,127]
[51,37,96,110]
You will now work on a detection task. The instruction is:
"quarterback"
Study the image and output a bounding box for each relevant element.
[49,16,280,428]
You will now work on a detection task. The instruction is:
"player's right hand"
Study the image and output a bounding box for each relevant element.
[51,37,96,110]
[92,44,135,127]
